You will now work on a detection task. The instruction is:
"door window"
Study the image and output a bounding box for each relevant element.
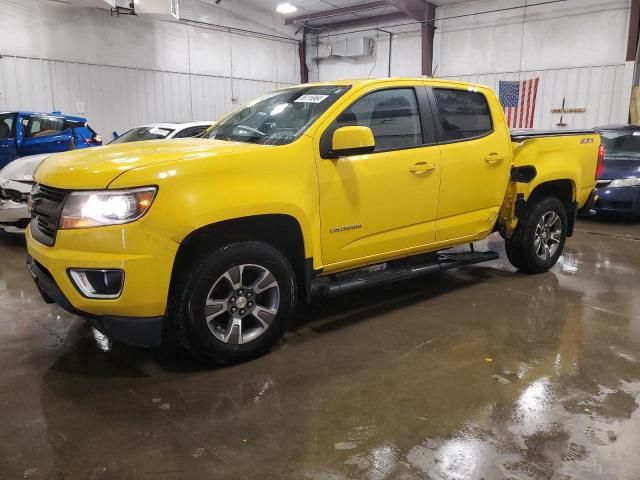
[0,113,15,140]
[433,89,492,141]
[174,126,208,138]
[25,116,65,138]
[336,88,422,151]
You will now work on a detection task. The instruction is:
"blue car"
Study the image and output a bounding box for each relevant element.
[0,111,102,169]
[594,125,640,217]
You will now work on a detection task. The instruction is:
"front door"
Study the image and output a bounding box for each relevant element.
[20,115,73,156]
[430,87,512,242]
[0,112,17,168]
[315,85,442,269]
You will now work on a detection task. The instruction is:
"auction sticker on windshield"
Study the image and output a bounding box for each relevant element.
[295,94,329,103]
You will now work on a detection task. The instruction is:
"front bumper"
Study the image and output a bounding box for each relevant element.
[594,185,640,215]
[27,256,163,346]
[26,221,180,347]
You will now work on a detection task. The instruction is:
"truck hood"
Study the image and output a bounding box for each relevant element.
[34,139,268,189]
[600,156,640,180]
[0,153,51,182]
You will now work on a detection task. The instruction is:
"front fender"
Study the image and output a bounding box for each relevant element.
[109,138,322,268]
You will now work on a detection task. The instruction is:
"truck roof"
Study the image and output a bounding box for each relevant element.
[0,111,88,122]
[138,121,213,129]
[295,77,486,90]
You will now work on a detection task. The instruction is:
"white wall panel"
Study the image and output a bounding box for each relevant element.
[434,0,629,76]
[445,62,633,128]
[0,0,299,138]
[0,56,293,138]
[314,25,422,81]
[312,0,632,129]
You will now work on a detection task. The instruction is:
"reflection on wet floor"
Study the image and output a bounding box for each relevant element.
[1,219,639,479]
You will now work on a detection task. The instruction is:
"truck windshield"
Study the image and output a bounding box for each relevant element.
[600,130,640,159]
[110,126,175,144]
[205,85,350,145]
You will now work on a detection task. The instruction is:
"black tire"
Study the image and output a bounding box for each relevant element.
[505,196,568,274]
[169,241,297,364]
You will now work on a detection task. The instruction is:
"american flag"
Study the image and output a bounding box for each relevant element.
[498,78,540,128]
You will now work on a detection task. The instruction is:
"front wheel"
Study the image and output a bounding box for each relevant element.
[170,241,297,363]
[505,196,568,273]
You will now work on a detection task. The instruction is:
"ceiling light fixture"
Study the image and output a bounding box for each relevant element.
[276,3,297,14]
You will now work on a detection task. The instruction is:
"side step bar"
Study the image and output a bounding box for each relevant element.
[312,250,499,298]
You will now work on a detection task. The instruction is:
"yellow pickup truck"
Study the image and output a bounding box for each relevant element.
[25,78,601,362]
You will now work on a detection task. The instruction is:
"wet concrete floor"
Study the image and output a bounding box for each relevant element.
[1,218,640,479]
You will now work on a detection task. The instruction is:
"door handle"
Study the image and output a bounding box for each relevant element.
[409,162,436,174]
[485,153,505,165]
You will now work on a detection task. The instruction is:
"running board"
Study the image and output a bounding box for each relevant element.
[312,250,499,298]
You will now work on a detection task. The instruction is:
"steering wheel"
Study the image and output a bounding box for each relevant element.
[236,125,266,137]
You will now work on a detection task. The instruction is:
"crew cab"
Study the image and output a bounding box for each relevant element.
[0,111,101,169]
[25,78,600,363]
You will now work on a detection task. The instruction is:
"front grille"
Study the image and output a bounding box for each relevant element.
[36,216,57,237]
[597,200,633,210]
[30,184,69,246]
[0,187,28,203]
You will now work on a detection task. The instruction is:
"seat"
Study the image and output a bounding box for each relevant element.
[370,97,420,150]
[0,122,11,140]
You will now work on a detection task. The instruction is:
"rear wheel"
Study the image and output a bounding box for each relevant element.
[505,196,567,273]
[170,241,296,363]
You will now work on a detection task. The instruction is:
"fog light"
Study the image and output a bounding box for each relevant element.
[68,269,124,299]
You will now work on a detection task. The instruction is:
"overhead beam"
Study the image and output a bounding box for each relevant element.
[285,1,390,25]
[312,11,409,31]
[386,0,428,21]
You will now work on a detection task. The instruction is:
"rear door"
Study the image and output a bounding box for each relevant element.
[429,87,512,242]
[0,113,17,168]
[20,115,74,156]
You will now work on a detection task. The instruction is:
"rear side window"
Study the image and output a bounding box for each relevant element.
[25,116,65,138]
[433,89,492,141]
[174,126,209,138]
[0,113,15,140]
[336,88,422,151]
[64,120,87,130]
[109,126,175,144]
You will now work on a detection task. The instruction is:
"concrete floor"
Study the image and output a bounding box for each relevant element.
[1,219,640,480]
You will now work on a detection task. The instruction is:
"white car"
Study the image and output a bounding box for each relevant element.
[108,121,213,144]
[0,121,214,233]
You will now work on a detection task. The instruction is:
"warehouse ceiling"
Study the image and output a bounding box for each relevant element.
[242,0,473,28]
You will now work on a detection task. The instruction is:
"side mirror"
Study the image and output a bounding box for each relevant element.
[112,131,119,140]
[329,126,375,158]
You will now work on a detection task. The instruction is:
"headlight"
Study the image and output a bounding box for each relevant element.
[60,187,157,229]
[609,177,640,188]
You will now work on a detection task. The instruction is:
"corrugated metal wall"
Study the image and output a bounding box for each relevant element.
[0,55,294,138]
[445,63,633,129]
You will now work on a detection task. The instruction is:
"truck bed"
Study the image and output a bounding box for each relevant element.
[510,129,596,141]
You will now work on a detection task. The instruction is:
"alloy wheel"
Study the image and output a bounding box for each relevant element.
[533,211,563,261]
[204,264,280,344]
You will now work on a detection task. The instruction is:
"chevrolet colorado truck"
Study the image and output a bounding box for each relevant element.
[25,78,601,363]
